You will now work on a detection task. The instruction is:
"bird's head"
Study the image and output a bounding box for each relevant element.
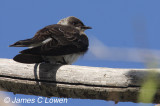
[58,16,92,32]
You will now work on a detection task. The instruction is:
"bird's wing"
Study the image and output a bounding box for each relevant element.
[19,24,89,56]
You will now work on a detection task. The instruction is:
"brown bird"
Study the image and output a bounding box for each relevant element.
[9,16,92,64]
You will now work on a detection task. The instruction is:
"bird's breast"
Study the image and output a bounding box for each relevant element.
[63,53,82,64]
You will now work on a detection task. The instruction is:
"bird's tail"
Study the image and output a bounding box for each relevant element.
[9,38,35,47]
[13,54,44,64]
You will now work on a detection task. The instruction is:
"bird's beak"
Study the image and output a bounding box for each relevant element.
[81,26,92,29]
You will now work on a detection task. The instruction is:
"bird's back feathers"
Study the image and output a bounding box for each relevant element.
[11,24,89,56]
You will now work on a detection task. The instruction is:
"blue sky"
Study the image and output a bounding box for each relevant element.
[0,0,160,106]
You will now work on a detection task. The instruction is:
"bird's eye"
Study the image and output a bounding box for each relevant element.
[72,22,77,25]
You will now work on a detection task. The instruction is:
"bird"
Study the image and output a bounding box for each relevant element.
[9,16,92,64]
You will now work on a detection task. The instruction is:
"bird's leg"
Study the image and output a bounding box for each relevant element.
[62,57,67,64]
[56,57,67,65]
